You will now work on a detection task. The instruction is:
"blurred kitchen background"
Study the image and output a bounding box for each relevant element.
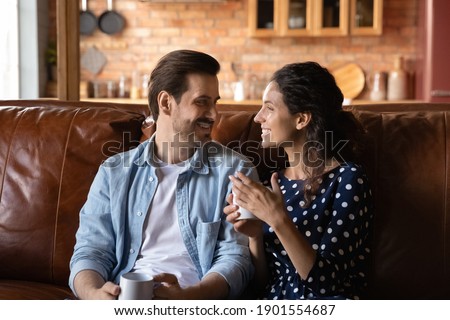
[2,0,449,104]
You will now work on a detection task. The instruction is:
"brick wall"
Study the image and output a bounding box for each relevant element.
[51,0,418,100]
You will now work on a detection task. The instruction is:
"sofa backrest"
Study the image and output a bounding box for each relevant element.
[347,103,450,299]
[0,100,148,286]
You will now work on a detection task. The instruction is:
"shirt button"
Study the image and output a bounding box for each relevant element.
[130,248,135,254]
[148,177,154,182]
[137,211,143,216]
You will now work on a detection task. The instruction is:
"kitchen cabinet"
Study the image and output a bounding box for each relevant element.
[248,0,383,37]
[350,0,383,35]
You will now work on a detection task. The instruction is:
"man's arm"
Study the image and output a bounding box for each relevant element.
[73,270,120,300]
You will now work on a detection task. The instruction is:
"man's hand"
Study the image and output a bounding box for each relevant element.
[153,273,185,299]
[153,272,229,299]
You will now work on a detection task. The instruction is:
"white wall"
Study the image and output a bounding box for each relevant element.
[0,0,19,99]
[0,0,49,99]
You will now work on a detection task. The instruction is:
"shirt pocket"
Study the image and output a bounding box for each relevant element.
[196,220,221,272]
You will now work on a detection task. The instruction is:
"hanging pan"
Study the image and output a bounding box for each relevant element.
[80,0,97,35]
[98,0,125,35]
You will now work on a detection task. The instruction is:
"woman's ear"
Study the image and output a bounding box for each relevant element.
[158,91,171,115]
[296,112,312,130]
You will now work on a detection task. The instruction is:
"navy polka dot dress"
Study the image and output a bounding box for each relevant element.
[261,162,373,300]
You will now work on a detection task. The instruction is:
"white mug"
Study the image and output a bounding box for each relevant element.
[118,272,154,300]
[233,191,258,220]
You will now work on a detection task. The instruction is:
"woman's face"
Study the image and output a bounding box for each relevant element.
[254,81,302,149]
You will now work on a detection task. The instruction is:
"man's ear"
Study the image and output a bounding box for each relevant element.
[158,91,171,115]
[296,112,312,130]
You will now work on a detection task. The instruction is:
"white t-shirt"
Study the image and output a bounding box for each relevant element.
[132,159,200,288]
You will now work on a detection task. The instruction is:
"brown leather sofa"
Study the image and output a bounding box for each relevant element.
[0,99,449,299]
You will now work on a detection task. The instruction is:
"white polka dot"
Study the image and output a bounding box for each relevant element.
[314,214,319,220]
[280,185,285,190]
[292,217,298,223]
[332,210,337,216]
[275,261,281,266]
[318,261,324,267]
[329,173,335,178]
[312,204,317,209]
[281,250,287,255]
[343,231,350,238]
[295,190,300,195]
[357,178,364,184]
[342,202,348,208]
[321,244,326,250]
[312,244,319,250]
[337,219,343,225]
[292,183,298,188]
[354,227,359,234]
[300,201,305,206]
[287,206,293,211]
[324,210,330,216]
[282,190,286,194]
[293,288,299,293]
[338,177,342,182]
[340,168,345,172]
[303,220,308,225]
[321,198,326,203]
[317,226,323,233]
[321,188,326,194]
[274,239,280,244]
[349,214,355,220]
[327,227,333,234]
[320,289,326,294]
[336,193,341,199]
[320,276,326,281]
[331,237,338,243]
[338,249,345,255]
[269,227,274,233]
[305,231,311,237]
[345,184,352,190]
[351,167,357,171]
[302,210,308,216]
[354,195,360,202]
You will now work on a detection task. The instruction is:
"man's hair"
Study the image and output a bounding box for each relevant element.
[147,49,220,121]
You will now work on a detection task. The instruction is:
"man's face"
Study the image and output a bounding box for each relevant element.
[171,73,220,147]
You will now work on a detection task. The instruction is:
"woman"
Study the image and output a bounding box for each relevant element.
[225,62,373,300]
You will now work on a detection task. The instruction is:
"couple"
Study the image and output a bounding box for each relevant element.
[69,50,373,300]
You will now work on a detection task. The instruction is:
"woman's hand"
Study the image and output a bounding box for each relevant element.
[229,171,286,229]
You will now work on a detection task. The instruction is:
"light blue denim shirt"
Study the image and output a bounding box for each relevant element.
[69,136,258,298]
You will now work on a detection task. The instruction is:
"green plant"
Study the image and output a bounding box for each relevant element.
[46,41,57,66]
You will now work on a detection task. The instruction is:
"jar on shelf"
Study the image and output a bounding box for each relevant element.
[387,56,408,100]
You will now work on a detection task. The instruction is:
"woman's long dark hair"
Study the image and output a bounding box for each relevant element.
[271,62,365,207]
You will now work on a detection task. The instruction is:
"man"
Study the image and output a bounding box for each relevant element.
[69,50,257,299]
